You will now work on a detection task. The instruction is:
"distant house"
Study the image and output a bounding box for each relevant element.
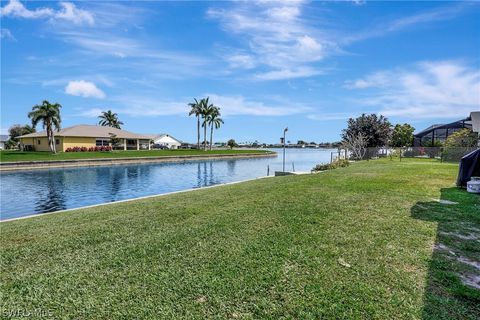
[148,134,182,149]
[0,135,9,150]
[18,125,151,152]
[413,115,475,147]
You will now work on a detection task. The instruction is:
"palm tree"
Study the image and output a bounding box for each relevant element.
[98,110,124,129]
[207,107,223,151]
[199,98,214,151]
[188,98,201,149]
[28,100,62,153]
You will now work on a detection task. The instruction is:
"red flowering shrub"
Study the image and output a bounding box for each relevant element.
[64,146,113,152]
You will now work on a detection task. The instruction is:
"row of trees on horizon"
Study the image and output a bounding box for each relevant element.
[4,100,477,154]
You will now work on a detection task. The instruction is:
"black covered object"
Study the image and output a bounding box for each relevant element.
[457,148,480,187]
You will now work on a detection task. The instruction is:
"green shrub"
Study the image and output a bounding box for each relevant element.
[335,159,350,167]
[312,159,349,172]
[312,163,332,171]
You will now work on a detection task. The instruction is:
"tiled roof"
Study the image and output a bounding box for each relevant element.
[18,125,150,139]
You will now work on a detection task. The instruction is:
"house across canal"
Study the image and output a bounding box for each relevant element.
[18,125,152,151]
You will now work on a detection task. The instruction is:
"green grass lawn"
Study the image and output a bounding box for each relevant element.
[0,149,272,162]
[0,159,478,319]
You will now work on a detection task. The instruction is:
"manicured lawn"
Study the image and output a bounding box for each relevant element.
[0,159,478,319]
[0,149,272,162]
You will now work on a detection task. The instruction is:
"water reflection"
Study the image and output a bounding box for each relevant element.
[226,160,236,176]
[109,167,124,202]
[196,162,202,188]
[1,149,335,220]
[35,172,67,213]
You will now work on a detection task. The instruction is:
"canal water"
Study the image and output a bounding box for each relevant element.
[0,148,335,220]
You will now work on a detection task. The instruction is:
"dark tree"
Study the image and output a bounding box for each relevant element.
[390,123,415,147]
[227,139,237,149]
[8,124,26,141]
[7,124,36,149]
[342,114,392,147]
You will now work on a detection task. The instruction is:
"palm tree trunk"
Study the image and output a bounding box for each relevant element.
[197,116,200,150]
[47,120,56,153]
[210,124,213,151]
[52,130,56,153]
[203,123,207,151]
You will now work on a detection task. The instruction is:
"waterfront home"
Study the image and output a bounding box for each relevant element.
[413,112,478,146]
[147,134,182,149]
[18,125,152,152]
[0,135,8,150]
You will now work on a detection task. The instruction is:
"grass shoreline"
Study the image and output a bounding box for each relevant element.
[0,149,273,163]
[1,176,272,222]
[1,159,478,319]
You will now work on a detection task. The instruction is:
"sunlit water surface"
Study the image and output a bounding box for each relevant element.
[0,148,335,219]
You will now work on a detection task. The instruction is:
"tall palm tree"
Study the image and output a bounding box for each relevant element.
[98,110,124,129]
[200,97,214,151]
[188,98,201,149]
[207,107,223,151]
[28,100,62,153]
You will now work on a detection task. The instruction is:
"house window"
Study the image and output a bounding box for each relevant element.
[37,139,41,145]
[95,139,109,146]
[55,139,60,145]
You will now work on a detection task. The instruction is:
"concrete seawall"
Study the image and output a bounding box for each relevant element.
[0,152,277,172]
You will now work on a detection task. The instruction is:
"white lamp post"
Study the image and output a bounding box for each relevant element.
[282,127,288,172]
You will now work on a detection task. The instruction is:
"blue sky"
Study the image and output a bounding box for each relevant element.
[1,0,479,143]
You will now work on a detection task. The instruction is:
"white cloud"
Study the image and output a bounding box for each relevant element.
[226,54,256,69]
[307,112,361,121]
[0,0,53,18]
[0,28,16,41]
[55,2,94,25]
[346,61,480,119]
[344,71,391,89]
[82,93,311,118]
[210,1,465,81]
[267,6,301,20]
[343,3,472,44]
[65,80,106,99]
[75,107,103,118]
[350,0,366,5]
[0,0,94,25]
[205,94,311,117]
[113,97,186,117]
[254,67,323,81]
[207,1,333,80]
[297,35,321,51]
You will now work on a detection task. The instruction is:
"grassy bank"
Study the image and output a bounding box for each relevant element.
[0,149,272,163]
[1,159,478,319]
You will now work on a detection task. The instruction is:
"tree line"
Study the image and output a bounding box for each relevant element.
[341,113,478,159]
[342,113,415,148]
